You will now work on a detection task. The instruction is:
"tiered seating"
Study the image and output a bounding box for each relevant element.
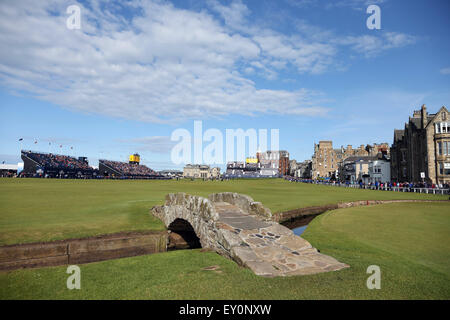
[100,160,157,177]
[22,151,91,171]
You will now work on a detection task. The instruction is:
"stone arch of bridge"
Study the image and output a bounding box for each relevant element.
[167,218,201,249]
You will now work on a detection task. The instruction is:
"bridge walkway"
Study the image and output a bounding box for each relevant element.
[213,202,348,277]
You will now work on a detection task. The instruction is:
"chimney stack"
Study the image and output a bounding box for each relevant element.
[421,104,427,128]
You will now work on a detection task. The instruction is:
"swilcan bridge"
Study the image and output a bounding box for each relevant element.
[151,192,348,277]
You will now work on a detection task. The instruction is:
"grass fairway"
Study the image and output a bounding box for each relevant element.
[0,178,448,245]
[1,202,449,299]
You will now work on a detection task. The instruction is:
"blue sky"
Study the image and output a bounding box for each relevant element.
[0,0,449,170]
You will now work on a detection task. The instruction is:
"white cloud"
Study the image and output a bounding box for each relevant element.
[0,0,416,123]
[0,0,332,123]
[207,0,250,31]
[440,67,450,75]
[286,0,387,11]
[118,136,176,154]
[336,32,416,57]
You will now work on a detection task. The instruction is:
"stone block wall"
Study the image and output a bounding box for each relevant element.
[208,192,272,218]
[0,231,167,271]
[151,192,274,259]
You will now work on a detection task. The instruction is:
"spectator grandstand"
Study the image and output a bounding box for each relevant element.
[224,160,273,179]
[21,150,94,178]
[19,151,169,179]
[99,159,166,179]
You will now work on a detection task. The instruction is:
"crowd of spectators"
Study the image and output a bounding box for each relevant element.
[23,151,92,171]
[100,160,158,177]
[285,177,450,192]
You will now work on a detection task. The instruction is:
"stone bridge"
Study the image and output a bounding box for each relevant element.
[151,192,348,277]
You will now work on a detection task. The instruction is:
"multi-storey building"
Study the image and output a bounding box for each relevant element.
[390,105,450,184]
[295,160,312,178]
[278,150,290,176]
[289,160,298,176]
[341,156,373,183]
[256,150,289,177]
[368,156,391,184]
[311,141,337,178]
[183,164,220,179]
[340,154,390,184]
[311,141,389,179]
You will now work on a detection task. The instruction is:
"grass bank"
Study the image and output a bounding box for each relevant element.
[0,178,447,245]
[1,202,449,299]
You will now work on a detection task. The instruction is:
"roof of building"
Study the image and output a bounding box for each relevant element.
[184,164,211,169]
[343,155,378,163]
[394,129,404,142]
[0,164,18,170]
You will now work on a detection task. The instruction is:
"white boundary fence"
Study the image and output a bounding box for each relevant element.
[288,179,450,195]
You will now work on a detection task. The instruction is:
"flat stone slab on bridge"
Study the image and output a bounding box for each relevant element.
[214,202,348,277]
[152,192,349,277]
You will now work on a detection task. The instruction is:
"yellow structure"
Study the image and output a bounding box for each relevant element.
[246,158,258,164]
[129,154,140,164]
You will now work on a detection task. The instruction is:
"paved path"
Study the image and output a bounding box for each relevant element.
[214,202,349,277]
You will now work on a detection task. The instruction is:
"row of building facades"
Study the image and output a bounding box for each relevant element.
[183,150,290,179]
[181,105,449,185]
[308,105,450,185]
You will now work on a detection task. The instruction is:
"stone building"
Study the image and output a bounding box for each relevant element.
[390,105,450,184]
[311,141,339,179]
[288,160,298,176]
[183,164,220,179]
[296,160,312,178]
[341,156,373,183]
[311,141,389,179]
[210,167,221,179]
[340,154,390,184]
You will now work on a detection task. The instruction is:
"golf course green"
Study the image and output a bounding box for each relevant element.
[1,200,449,299]
[0,178,447,245]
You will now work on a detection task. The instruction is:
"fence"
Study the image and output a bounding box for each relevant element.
[288,179,450,195]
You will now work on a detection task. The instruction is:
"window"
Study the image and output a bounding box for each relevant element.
[445,163,450,175]
[439,141,450,155]
[438,142,442,155]
[436,122,450,133]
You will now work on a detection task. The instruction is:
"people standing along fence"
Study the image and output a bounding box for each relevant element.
[285,177,450,195]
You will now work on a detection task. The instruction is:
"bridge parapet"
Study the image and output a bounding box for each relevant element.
[151,192,348,277]
[208,192,272,219]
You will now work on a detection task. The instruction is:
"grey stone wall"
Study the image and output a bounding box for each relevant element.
[151,192,273,259]
[0,231,167,271]
[208,192,272,219]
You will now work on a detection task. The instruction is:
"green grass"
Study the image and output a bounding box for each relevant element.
[1,202,449,299]
[0,178,447,245]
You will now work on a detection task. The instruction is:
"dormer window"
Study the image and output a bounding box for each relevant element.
[436,122,449,134]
